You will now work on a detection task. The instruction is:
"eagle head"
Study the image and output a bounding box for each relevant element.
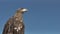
[16,8,28,13]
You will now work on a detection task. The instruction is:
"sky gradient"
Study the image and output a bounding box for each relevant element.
[0,0,60,34]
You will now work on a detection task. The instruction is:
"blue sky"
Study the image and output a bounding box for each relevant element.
[0,0,60,34]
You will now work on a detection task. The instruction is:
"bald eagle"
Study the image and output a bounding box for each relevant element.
[2,8,28,34]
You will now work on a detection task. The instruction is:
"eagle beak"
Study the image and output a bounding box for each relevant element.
[21,8,28,12]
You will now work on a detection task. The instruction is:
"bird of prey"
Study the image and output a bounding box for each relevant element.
[2,8,28,34]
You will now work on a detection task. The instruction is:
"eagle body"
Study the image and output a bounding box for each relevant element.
[2,17,24,34]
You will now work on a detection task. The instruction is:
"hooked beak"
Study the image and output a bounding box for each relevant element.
[21,8,28,12]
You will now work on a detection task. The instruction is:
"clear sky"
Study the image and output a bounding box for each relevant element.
[0,0,60,34]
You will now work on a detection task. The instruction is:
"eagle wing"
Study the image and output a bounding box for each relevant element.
[2,18,13,34]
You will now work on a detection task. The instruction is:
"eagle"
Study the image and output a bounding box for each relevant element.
[2,8,28,34]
